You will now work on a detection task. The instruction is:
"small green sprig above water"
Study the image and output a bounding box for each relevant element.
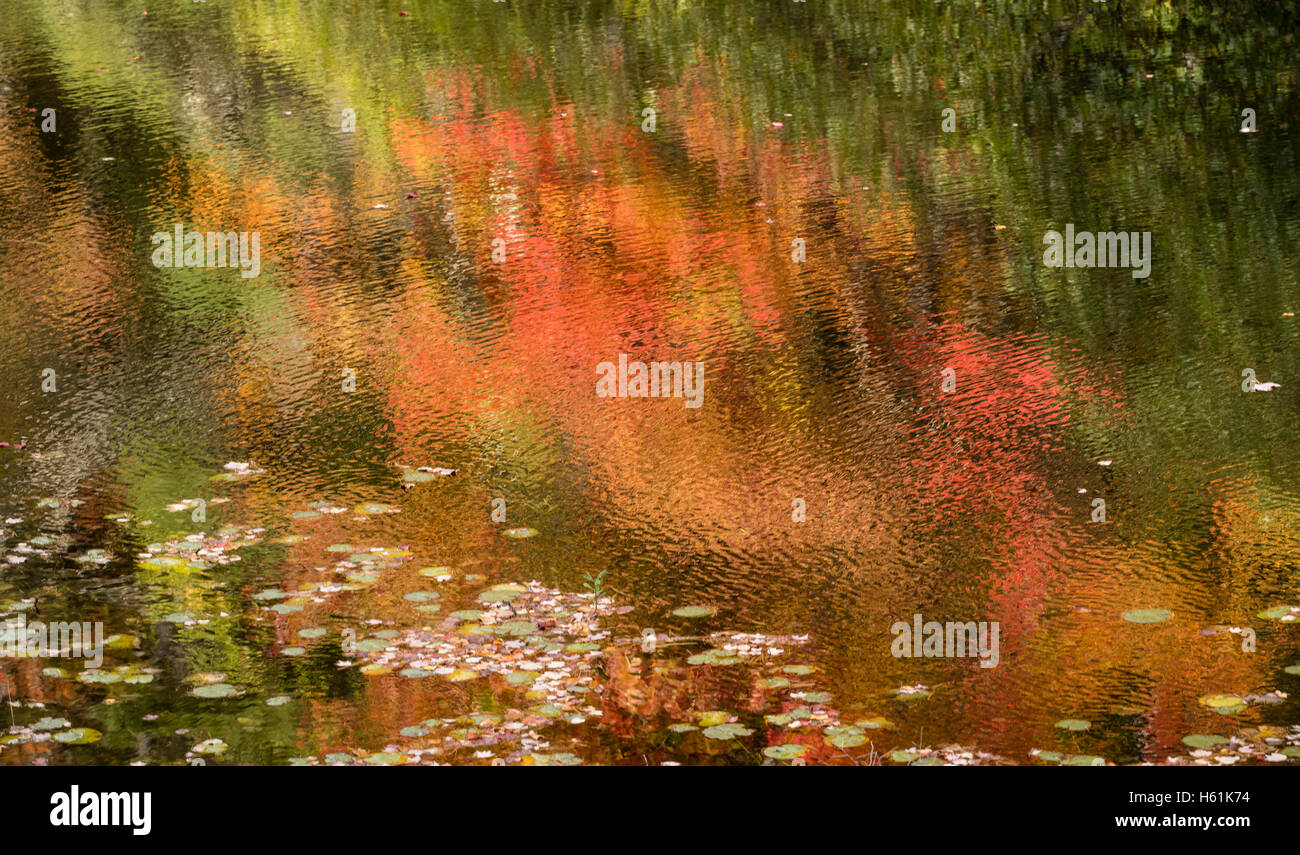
[581,569,608,599]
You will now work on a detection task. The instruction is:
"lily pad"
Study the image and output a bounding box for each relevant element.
[703,723,753,740]
[363,752,406,765]
[763,744,809,760]
[192,683,238,699]
[53,728,103,744]
[825,727,867,748]
[672,605,716,619]
[1182,734,1229,749]
[1055,719,1091,731]
[502,527,538,539]
[1122,608,1172,624]
[1198,693,1247,714]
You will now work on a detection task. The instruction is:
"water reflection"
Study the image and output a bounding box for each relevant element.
[0,0,1298,765]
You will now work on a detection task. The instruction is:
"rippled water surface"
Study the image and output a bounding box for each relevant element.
[1,0,1299,766]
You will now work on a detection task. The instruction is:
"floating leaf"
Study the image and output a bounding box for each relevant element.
[672,605,715,619]
[53,728,102,744]
[32,716,70,731]
[1122,608,1172,624]
[1055,719,1091,731]
[1062,755,1106,766]
[404,590,440,603]
[825,727,867,748]
[193,738,228,755]
[502,527,538,539]
[192,683,237,699]
[1198,694,1247,714]
[1258,605,1300,621]
[266,696,291,706]
[703,723,753,740]
[363,752,406,765]
[763,744,809,760]
[756,677,791,690]
[1182,734,1229,748]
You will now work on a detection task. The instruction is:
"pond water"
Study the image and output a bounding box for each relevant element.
[1,0,1298,766]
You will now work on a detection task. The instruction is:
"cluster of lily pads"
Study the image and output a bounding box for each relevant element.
[0,706,104,755]
[1163,725,1300,765]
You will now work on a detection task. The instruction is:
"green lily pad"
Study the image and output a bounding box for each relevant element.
[1283,664,1300,676]
[687,649,741,666]
[703,723,753,740]
[672,605,716,619]
[890,750,918,763]
[298,628,327,639]
[32,716,71,731]
[1258,605,1300,621]
[404,591,440,603]
[763,744,809,760]
[266,696,292,706]
[324,752,356,764]
[756,677,791,690]
[825,727,867,748]
[192,683,237,699]
[1182,734,1229,749]
[363,752,406,765]
[400,726,429,738]
[1055,719,1091,731]
[1062,755,1106,766]
[193,738,228,755]
[281,646,306,657]
[53,728,103,744]
[1123,608,1172,624]
[502,527,537,539]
